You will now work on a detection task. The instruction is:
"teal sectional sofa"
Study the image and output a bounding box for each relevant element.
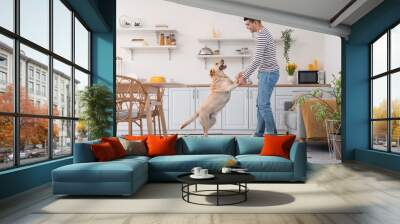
[52,136,306,196]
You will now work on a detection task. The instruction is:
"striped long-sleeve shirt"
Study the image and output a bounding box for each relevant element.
[243,27,279,79]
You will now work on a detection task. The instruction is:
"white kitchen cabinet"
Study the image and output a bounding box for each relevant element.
[168,88,196,130]
[195,88,222,130]
[222,88,249,129]
[248,87,276,130]
[165,85,331,135]
[275,95,294,132]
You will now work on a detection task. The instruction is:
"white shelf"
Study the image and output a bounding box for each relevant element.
[197,54,252,69]
[119,26,178,61]
[118,27,177,32]
[197,54,251,58]
[122,45,177,60]
[122,45,177,49]
[198,38,255,42]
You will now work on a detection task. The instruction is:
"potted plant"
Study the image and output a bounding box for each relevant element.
[286,63,297,83]
[281,29,296,83]
[294,73,342,159]
[79,84,114,140]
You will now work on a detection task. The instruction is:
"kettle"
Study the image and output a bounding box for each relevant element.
[198,46,213,55]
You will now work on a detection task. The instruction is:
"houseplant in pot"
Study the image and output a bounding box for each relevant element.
[286,63,297,83]
[281,29,296,83]
[294,73,342,159]
[79,84,114,140]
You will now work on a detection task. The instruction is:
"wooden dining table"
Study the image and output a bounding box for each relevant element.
[141,82,186,134]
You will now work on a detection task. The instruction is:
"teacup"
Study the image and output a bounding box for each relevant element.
[199,169,208,176]
[191,167,202,176]
[221,167,232,174]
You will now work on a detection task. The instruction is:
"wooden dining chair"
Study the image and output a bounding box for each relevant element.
[116,75,147,135]
[149,88,165,135]
[116,75,165,135]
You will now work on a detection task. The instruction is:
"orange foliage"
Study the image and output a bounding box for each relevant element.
[373,99,400,140]
[0,85,59,149]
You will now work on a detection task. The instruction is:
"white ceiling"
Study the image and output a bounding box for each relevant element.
[224,0,352,22]
[164,0,384,37]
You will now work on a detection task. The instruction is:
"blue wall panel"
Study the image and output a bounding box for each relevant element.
[0,158,72,199]
[342,43,369,160]
[344,0,400,170]
[355,149,400,172]
[91,31,115,136]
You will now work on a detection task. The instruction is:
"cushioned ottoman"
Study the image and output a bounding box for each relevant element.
[52,156,148,196]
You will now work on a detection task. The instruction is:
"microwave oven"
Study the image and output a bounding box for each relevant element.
[297,70,325,84]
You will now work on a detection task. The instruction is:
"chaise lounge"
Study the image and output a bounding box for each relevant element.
[52,136,306,196]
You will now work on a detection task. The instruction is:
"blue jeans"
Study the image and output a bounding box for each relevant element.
[255,71,279,137]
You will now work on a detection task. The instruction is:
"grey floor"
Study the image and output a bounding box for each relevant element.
[2,161,400,224]
[6,144,394,224]
[306,141,341,164]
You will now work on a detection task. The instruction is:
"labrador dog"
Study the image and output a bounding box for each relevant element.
[180,59,239,136]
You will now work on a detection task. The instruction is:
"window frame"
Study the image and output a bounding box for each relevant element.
[0,0,92,171]
[370,20,400,154]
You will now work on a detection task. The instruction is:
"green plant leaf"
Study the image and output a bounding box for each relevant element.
[79,84,114,140]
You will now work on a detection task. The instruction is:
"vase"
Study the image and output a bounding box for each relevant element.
[287,75,296,84]
[325,119,342,160]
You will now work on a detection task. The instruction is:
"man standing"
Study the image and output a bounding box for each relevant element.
[237,17,280,136]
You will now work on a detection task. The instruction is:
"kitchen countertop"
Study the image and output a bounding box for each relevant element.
[185,83,331,88]
[138,82,331,88]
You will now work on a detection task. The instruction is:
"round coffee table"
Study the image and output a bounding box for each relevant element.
[177,173,255,206]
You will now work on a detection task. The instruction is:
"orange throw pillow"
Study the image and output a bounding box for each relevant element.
[124,135,148,141]
[101,137,126,158]
[91,142,117,162]
[260,134,296,159]
[146,135,177,157]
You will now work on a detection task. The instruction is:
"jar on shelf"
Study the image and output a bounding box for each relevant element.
[166,35,171,45]
[159,33,165,46]
[170,33,176,45]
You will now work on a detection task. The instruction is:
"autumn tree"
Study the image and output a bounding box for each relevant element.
[372,99,400,143]
[0,85,59,152]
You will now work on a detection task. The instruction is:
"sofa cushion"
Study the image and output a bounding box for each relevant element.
[119,138,147,156]
[147,135,178,157]
[124,135,148,141]
[91,142,118,161]
[101,137,127,158]
[149,154,235,172]
[236,136,264,155]
[260,134,296,159]
[53,158,147,183]
[115,155,150,164]
[73,140,100,163]
[177,136,236,155]
[236,155,293,172]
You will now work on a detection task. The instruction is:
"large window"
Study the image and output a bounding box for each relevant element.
[0,0,14,32]
[370,23,400,153]
[0,0,91,170]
